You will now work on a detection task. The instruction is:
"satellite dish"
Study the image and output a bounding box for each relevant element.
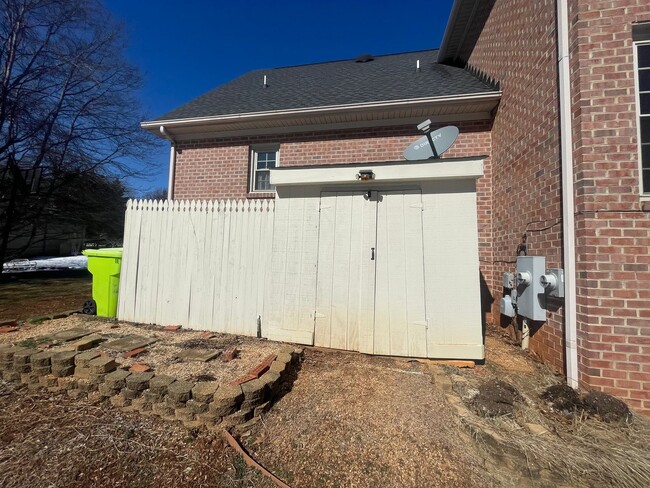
[403,124,459,161]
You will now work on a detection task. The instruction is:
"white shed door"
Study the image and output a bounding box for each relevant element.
[314,190,427,357]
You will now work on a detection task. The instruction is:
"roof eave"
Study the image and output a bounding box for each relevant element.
[141,91,501,139]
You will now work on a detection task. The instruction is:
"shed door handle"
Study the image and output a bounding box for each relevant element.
[371,247,375,260]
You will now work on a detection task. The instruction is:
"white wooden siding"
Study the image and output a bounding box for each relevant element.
[118,199,274,336]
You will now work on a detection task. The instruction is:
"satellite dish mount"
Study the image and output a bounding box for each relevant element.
[417,119,440,159]
[403,121,459,161]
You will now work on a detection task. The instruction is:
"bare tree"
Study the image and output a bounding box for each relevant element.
[0,0,154,268]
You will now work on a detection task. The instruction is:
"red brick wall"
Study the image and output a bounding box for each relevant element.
[464,0,650,415]
[568,0,650,415]
[465,0,566,371]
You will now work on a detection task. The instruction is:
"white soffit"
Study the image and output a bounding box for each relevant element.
[270,158,484,186]
[142,93,500,139]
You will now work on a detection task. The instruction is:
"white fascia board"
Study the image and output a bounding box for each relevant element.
[140,92,501,131]
[270,158,484,187]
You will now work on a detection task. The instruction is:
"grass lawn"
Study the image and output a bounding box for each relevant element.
[0,269,92,321]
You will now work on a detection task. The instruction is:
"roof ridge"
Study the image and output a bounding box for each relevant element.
[269,48,440,71]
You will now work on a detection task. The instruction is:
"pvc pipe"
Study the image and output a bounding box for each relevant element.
[556,0,579,389]
[522,319,530,351]
[159,126,176,200]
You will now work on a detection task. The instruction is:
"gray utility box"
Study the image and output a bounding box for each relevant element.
[516,256,547,321]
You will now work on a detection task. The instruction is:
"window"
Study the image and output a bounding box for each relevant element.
[250,146,278,192]
[634,23,650,195]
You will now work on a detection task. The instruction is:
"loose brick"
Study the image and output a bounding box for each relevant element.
[72,334,105,351]
[74,367,92,379]
[247,354,276,378]
[99,382,121,397]
[125,372,154,391]
[52,365,75,378]
[260,370,282,395]
[122,347,147,359]
[191,382,218,403]
[122,388,142,400]
[163,325,181,331]
[143,390,164,403]
[31,365,51,376]
[275,353,292,366]
[30,352,52,368]
[129,363,152,373]
[88,356,117,374]
[269,360,288,375]
[221,346,239,362]
[51,351,77,368]
[229,373,256,386]
[175,407,195,422]
[166,380,194,403]
[241,378,268,403]
[152,402,174,417]
[13,348,38,365]
[75,351,100,368]
[149,375,175,395]
[104,369,131,389]
[78,380,98,392]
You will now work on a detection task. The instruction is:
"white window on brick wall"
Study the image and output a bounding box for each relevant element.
[250,146,279,192]
[634,23,650,195]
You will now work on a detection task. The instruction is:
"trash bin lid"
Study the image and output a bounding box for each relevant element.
[82,247,123,258]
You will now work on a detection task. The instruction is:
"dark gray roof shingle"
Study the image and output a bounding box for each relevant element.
[153,49,495,121]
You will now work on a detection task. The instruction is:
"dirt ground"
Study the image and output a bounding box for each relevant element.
[0,379,272,488]
[244,349,498,487]
[1,280,649,487]
[0,270,91,321]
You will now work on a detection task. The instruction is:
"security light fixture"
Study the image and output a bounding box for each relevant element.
[356,169,374,181]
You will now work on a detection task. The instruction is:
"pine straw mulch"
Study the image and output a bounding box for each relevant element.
[0,379,274,488]
[241,348,501,488]
[447,330,650,488]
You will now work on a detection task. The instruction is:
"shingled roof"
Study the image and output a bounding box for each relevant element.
[152,49,496,122]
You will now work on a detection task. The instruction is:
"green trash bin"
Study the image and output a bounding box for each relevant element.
[82,248,123,318]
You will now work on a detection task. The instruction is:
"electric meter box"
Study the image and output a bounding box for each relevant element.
[516,256,547,321]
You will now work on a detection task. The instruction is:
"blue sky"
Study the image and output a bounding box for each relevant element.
[106,0,454,194]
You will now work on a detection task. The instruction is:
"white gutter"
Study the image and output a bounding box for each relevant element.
[141,92,502,130]
[557,0,579,389]
[159,126,176,200]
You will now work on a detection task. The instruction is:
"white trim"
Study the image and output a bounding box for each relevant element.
[557,0,579,390]
[269,158,484,187]
[167,112,492,141]
[633,40,650,196]
[250,145,280,193]
[141,92,502,129]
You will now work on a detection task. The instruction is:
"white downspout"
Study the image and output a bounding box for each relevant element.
[557,0,579,389]
[160,125,176,200]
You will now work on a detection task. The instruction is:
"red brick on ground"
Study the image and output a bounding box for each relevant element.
[122,347,147,359]
[221,346,239,362]
[247,354,277,379]
[0,326,18,333]
[129,363,152,373]
[163,325,181,332]
[229,373,256,386]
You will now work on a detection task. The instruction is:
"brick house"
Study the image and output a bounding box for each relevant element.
[142,0,650,414]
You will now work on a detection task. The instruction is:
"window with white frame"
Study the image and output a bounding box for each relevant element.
[250,146,278,192]
[634,23,650,195]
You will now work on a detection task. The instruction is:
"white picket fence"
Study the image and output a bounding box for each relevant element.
[117,199,275,336]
